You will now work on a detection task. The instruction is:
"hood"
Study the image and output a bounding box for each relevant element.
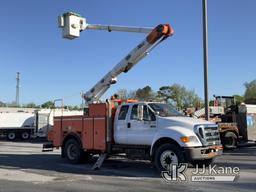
[157,116,214,130]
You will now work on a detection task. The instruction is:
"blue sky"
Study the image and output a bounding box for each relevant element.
[0,0,255,105]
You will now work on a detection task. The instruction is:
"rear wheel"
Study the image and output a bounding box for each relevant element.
[21,131,30,140]
[222,131,237,149]
[154,143,184,171]
[64,139,82,164]
[7,132,16,141]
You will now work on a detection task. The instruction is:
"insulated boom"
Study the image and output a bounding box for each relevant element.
[58,12,174,103]
[83,24,173,102]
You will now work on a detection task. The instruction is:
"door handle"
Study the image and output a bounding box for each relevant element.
[150,125,156,128]
[127,122,131,128]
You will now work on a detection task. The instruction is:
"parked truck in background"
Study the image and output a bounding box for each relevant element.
[0,112,35,140]
[194,95,256,149]
[0,108,83,141]
[211,96,256,149]
[44,12,223,171]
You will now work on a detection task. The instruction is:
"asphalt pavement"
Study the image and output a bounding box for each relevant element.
[0,141,255,192]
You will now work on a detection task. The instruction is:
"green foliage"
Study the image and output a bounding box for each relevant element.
[135,86,155,101]
[116,89,136,100]
[41,101,54,108]
[116,86,154,101]
[244,79,256,104]
[24,103,38,108]
[209,100,214,106]
[157,84,202,109]
[233,94,244,105]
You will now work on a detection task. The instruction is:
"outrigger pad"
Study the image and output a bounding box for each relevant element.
[92,153,107,170]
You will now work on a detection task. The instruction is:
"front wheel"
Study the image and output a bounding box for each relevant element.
[154,143,185,171]
[63,139,82,164]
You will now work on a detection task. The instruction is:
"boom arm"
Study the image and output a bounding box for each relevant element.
[58,12,174,103]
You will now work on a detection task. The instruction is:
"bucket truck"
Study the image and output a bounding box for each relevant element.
[44,12,222,171]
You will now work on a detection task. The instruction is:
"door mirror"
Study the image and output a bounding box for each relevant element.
[137,105,144,121]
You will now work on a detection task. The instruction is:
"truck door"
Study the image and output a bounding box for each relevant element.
[127,104,157,145]
[114,105,129,144]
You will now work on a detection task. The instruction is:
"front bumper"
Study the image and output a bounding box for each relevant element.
[184,145,223,161]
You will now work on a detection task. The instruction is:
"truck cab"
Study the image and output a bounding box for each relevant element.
[114,102,223,170]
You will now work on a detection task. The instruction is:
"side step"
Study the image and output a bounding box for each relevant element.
[92,153,107,170]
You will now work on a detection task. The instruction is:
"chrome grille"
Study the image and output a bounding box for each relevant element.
[203,126,221,146]
[194,125,221,146]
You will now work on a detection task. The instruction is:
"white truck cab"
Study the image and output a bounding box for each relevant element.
[114,102,223,170]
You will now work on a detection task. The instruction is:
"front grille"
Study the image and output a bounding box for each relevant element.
[203,126,221,146]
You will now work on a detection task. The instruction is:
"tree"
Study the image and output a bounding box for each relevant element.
[244,79,256,104]
[0,101,6,107]
[157,84,202,109]
[24,103,38,108]
[115,89,137,100]
[135,86,155,101]
[233,95,244,105]
[116,89,128,100]
[41,101,54,108]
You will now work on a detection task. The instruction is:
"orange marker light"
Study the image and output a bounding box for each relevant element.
[180,136,190,143]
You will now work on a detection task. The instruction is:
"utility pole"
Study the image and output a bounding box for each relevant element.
[202,0,209,120]
[16,72,20,106]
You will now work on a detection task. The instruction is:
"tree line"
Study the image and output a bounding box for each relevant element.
[116,79,256,109]
[116,84,202,110]
[0,79,255,109]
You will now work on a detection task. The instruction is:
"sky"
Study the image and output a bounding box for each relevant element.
[0,0,255,106]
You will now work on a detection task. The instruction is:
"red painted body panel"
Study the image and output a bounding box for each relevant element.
[49,105,107,152]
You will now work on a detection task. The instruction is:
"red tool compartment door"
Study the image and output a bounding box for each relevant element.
[82,117,94,150]
[52,117,62,146]
[93,117,106,151]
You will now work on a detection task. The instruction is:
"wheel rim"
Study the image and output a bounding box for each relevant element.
[67,143,79,160]
[22,132,29,139]
[8,133,15,140]
[160,150,178,170]
[225,136,235,147]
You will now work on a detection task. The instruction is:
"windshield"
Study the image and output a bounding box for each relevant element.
[148,103,183,117]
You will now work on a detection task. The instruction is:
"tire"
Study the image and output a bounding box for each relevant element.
[63,139,82,164]
[154,143,185,171]
[222,131,237,149]
[191,158,214,168]
[7,132,16,141]
[21,131,30,140]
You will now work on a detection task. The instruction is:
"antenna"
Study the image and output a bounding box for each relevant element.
[16,72,20,106]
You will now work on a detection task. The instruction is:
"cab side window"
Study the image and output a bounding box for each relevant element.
[143,105,156,121]
[130,104,155,121]
[118,105,129,120]
[130,105,138,120]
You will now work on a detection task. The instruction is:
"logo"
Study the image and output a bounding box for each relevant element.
[161,164,240,182]
[161,164,187,182]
